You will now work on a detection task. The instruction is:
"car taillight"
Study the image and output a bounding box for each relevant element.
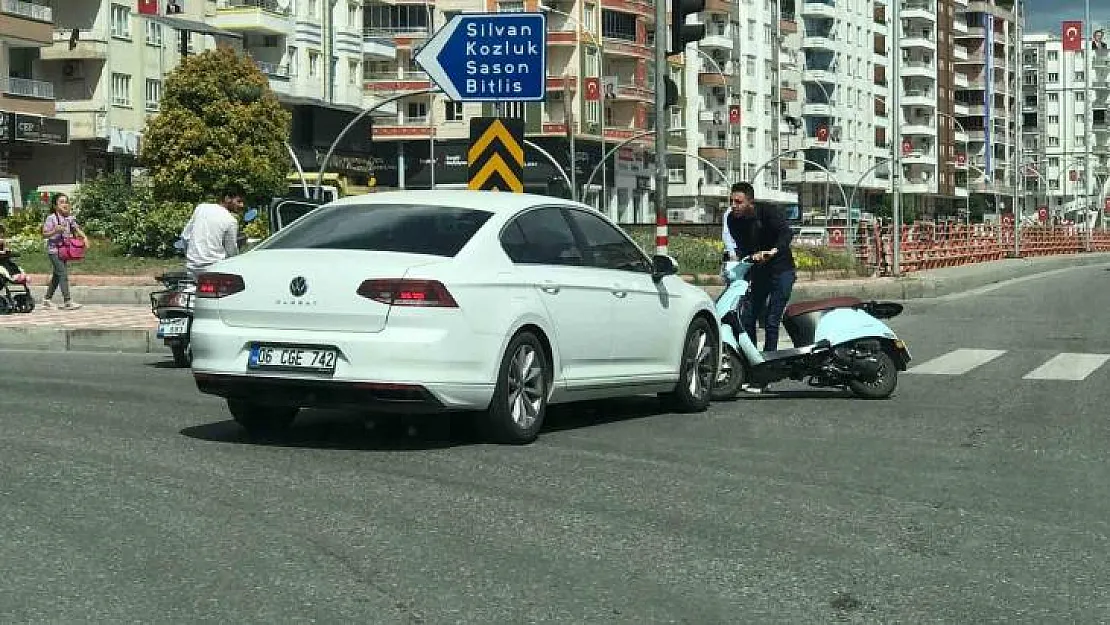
[357,279,458,307]
[196,272,245,298]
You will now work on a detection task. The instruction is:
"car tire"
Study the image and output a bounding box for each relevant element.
[228,400,299,439]
[661,316,718,413]
[484,330,549,445]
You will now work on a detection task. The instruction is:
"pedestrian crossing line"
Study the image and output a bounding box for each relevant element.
[1022,353,1110,381]
[906,348,1007,375]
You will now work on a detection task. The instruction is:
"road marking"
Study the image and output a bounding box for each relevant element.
[1022,353,1110,381]
[907,349,1007,375]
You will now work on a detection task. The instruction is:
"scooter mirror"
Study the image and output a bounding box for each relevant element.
[173,238,185,251]
[243,208,259,223]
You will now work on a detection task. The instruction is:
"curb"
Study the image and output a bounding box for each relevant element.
[0,326,168,354]
[6,253,1110,356]
[26,285,159,306]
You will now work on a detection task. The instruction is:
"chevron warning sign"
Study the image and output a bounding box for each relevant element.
[468,117,524,192]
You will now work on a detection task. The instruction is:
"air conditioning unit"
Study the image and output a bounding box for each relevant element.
[62,60,84,79]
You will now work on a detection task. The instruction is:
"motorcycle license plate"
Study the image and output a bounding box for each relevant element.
[248,344,338,374]
[157,318,190,338]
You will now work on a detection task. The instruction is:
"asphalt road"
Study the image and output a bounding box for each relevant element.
[4,263,1110,623]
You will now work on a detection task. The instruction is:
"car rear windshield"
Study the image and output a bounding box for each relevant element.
[260,204,494,257]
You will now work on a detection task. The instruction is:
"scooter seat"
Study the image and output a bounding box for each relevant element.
[784,296,863,319]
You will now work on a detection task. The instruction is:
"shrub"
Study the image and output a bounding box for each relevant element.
[73,172,135,237]
[111,195,195,258]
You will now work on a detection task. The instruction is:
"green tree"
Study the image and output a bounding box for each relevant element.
[139,46,291,205]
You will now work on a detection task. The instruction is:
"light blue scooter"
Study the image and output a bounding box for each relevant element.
[711,256,912,400]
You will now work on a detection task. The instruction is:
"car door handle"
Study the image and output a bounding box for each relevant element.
[611,289,627,298]
[540,281,560,294]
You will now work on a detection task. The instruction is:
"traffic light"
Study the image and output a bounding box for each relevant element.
[669,0,706,57]
[663,76,679,108]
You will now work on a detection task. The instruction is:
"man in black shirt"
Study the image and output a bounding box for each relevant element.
[721,181,796,356]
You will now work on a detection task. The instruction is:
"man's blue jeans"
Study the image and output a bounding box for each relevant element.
[741,269,796,352]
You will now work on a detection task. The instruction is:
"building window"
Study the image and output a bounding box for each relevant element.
[111,73,132,107]
[145,79,162,111]
[406,101,427,122]
[111,4,131,39]
[145,21,162,46]
[445,101,463,121]
[497,0,525,12]
[308,51,320,76]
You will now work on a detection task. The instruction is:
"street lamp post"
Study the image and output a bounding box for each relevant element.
[538,2,606,212]
[695,47,732,182]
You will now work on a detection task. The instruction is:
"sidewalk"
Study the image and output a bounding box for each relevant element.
[5,252,1110,355]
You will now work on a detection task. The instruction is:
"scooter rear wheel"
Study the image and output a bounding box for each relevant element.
[848,350,898,399]
[711,346,747,401]
[171,343,192,368]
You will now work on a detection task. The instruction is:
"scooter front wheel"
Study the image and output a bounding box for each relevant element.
[711,346,747,401]
[848,350,897,399]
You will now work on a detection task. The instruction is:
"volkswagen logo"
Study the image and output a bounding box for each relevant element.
[289,276,308,297]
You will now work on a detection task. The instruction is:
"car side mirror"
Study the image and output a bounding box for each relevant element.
[651,254,679,281]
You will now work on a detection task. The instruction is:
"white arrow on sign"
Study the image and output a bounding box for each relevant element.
[413,16,464,101]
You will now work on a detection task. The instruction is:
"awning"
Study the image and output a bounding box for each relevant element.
[141,14,243,39]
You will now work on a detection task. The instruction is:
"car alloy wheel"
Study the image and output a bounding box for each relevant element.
[661,317,718,413]
[487,330,549,444]
[508,342,545,429]
[685,324,716,401]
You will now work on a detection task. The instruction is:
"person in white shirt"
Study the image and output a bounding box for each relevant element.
[181,184,246,278]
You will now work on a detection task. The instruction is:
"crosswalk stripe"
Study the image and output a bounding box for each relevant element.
[907,348,1007,375]
[1022,353,1110,381]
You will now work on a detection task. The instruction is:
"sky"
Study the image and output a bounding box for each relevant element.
[1025,0,1110,35]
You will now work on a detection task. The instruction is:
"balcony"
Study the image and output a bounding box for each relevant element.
[601,36,651,59]
[0,0,53,46]
[41,28,109,61]
[363,69,432,92]
[801,1,837,19]
[902,60,934,79]
[701,26,733,50]
[703,0,737,16]
[803,67,837,83]
[901,32,936,51]
[211,0,293,36]
[902,89,934,107]
[698,72,728,87]
[780,19,798,35]
[603,0,656,20]
[54,100,105,140]
[802,31,837,51]
[363,34,397,60]
[903,121,937,136]
[901,0,935,21]
[0,76,55,116]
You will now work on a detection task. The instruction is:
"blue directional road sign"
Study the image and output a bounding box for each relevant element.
[414,12,547,103]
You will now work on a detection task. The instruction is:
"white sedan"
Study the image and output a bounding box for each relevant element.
[190,190,720,444]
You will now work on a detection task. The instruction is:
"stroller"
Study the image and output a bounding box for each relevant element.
[0,250,34,314]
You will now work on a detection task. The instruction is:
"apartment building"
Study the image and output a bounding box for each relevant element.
[892,0,967,217]
[35,1,235,192]
[0,0,66,210]
[793,0,890,223]
[953,0,1022,215]
[1021,31,1110,219]
[669,0,741,223]
[362,0,685,223]
[211,0,380,186]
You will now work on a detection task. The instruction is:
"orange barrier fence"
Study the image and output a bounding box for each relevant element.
[849,224,1110,275]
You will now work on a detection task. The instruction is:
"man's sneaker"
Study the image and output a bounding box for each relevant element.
[60,301,82,310]
[741,383,766,394]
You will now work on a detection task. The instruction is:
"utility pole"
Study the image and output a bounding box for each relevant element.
[661,0,706,255]
[890,0,902,275]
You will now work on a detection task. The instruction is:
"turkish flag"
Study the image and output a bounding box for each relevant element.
[583,77,600,101]
[815,124,829,142]
[728,105,741,125]
[1070,170,1079,181]
[956,153,966,166]
[138,0,158,14]
[902,139,912,156]
[1062,21,1083,51]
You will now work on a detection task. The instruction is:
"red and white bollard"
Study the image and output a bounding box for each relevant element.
[655,213,668,256]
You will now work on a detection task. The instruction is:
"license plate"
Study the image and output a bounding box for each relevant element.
[248,344,338,373]
[157,318,190,338]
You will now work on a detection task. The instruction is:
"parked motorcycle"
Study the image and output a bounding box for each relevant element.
[711,256,912,400]
[151,208,258,368]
